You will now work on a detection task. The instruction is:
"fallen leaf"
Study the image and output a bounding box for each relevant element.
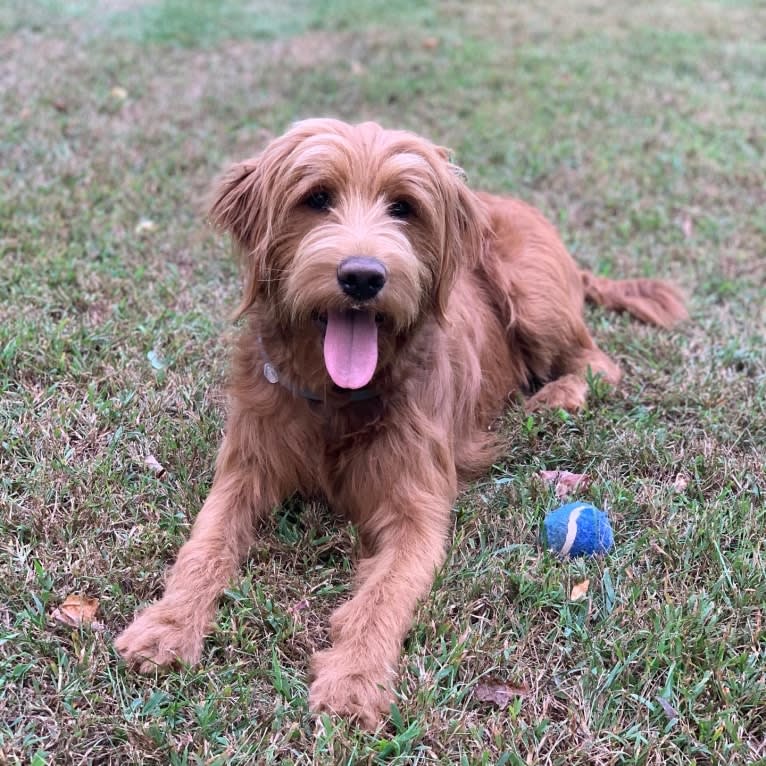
[51,594,100,628]
[570,579,590,601]
[474,680,530,708]
[135,218,157,235]
[539,470,591,499]
[144,454,165,477]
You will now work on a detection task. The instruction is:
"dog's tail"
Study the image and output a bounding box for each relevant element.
[580,270,687,328]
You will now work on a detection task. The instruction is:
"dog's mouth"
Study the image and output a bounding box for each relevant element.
[313,309,382,389]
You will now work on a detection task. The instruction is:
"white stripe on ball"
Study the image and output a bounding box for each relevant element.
[559,504,587,556]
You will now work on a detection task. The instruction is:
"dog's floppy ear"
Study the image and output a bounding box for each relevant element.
[209,159,263,246]
[209,157,269,319]
[432,159,488,323]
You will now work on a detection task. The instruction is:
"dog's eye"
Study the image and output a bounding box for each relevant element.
[388,199,413,219]
[305,189,332,211]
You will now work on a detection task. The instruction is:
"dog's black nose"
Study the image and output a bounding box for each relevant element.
[337,257,387,301]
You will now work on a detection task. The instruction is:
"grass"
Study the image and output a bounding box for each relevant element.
[1,0,765,763]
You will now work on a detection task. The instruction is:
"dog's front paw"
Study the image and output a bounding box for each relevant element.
[308,647,393,730]
[115,602,205,673]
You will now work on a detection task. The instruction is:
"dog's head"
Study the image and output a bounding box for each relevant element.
[210,118,485,390]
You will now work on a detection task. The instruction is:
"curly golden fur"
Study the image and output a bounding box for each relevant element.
[116,119,686,728]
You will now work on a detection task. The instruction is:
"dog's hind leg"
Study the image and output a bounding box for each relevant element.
[524,343,621,412]
[476,193,684,413]
[519,271,686,412]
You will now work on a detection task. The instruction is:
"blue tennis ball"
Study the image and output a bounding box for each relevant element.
[542,502,614,557]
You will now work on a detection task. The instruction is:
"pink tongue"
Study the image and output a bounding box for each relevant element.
[323,309,378,389]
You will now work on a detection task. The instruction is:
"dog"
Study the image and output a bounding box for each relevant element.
[116,118,686,728]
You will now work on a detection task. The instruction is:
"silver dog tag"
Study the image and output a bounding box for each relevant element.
[263,363,279,384]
